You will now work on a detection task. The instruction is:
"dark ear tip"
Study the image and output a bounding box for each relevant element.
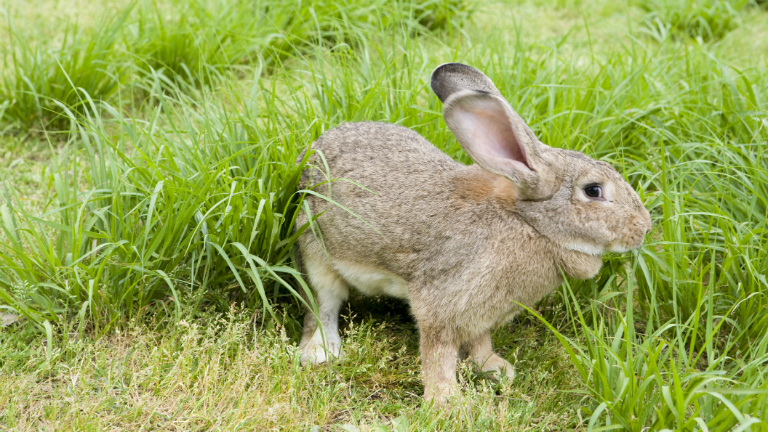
[431,62,477,78]
[430,62,498,103]
[431,63,478,102]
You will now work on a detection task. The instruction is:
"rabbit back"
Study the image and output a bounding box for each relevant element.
[299,122,474,283]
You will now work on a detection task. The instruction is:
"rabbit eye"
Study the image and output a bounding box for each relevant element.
[584,184,602,199]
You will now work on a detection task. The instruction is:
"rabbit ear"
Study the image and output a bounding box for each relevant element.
[443,90,551,199]
[430,63,503,102]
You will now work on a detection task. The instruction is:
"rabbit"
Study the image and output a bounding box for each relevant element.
[294,63,652,403]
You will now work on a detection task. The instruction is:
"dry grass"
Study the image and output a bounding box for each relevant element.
[1,304,585,431]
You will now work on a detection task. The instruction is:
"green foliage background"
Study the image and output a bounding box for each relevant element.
[0,0,766,429]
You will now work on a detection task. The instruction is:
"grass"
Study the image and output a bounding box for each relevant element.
[637,0,747,42]
[0,302,587,430]
[127,0,469,84]
[1,0,768,430]
[0,0,469,129]
[0,8,132,131]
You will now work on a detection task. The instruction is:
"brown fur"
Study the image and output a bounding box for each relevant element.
[294,64,651,404]
[450,168,517,209]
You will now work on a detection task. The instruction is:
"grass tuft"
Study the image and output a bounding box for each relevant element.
[638,0,746,42]
[127,0,471,85]
[0,9,132,130]
[0,79,312,329]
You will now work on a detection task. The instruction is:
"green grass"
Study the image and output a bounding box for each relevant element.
[127,0,469,84]
[0,0,469,129]
[0,303,587,430]
[0,9,132,131]
[1,0,768,430]
[637,0,747,42]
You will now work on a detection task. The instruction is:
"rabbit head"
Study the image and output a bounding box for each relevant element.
[432,63,651,256]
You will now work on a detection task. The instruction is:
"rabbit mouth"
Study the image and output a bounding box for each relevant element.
[563,241,604,256]
[609,239,646,253]
[563,236,646,256]
[608,244,634,253]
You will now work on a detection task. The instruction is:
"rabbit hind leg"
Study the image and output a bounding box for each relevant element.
[459,331,515,381]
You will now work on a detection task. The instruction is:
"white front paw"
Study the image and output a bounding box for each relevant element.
[300,339,341,366]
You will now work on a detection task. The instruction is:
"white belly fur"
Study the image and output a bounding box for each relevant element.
[334,262,409,299]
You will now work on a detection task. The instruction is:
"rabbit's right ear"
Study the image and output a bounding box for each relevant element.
[432,63,554,200]
[430,63,503,102]
[441,89,554,200]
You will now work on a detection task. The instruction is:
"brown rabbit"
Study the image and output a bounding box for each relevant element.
[295,63,651,403]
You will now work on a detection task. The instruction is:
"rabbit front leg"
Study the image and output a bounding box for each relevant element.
[300,255,349,366]
[460,331,515,381]
[300,285,347,365]
[419,325,460,404]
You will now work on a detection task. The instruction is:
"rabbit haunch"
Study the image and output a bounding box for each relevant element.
[295,63,651,403]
